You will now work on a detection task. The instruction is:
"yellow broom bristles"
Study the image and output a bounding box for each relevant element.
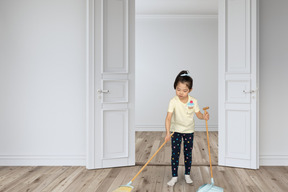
[112,186,133,192]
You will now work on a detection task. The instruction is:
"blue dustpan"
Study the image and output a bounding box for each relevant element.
[197,178,224,192]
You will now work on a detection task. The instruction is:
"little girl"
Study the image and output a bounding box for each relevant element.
[165,70,209,186]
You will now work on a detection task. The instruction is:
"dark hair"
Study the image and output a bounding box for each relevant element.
[173,70,193,90]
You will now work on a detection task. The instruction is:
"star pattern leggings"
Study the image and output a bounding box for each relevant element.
[171,132,194,177]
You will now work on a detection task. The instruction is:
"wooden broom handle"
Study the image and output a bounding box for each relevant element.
[131,132,175,182]
[203,107,209,111]
[203,107,213,179]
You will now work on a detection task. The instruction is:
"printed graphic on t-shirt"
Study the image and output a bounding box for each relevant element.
[187,100,194,109]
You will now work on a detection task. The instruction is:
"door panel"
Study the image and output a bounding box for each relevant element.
[226,80,251,103]
[102,109,128,159]
[103,0,128,73]
[219,0,259,169]
[227,0,250,73]
[226,110,250,159]
[102,80,128,103]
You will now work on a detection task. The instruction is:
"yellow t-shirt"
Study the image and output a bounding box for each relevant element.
[168,96,200,133]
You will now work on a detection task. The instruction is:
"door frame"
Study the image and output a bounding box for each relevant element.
[86,0,95,169]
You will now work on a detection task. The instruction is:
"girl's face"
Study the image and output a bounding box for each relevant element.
[176,82,191,100]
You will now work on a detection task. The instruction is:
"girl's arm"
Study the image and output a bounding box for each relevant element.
[196,111,209,120]
[165,112,173,142]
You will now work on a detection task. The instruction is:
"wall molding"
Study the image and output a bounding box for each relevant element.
[136,14,218,20]
[0,155,85,166]
[136,125,218,132]
[260,155,288,166]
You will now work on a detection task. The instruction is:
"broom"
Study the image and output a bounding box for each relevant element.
[113,132,174,192]
[197,107,223,192]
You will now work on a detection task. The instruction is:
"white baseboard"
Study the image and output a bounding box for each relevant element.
[136,125,218,132]
[260,155,288,166]
[0,155,86,166]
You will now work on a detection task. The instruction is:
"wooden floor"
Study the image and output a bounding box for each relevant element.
[136,131,218,166]
[0,166,287,192]
[0,132,288,192]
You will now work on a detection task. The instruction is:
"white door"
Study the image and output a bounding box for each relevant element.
[218,0,259,169]
[87,0,135,169]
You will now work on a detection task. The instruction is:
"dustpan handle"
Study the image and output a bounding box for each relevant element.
[131,132,175,182]
[204,107,213,180]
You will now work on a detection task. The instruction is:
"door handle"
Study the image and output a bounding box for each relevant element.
[97,89,110,94]
[243,90,255,94]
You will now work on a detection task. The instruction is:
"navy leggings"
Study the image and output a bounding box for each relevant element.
[171,132,194,177]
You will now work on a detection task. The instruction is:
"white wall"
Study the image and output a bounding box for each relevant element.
[259,0,288,165]
[0,0,86,165]
[135,16,218,131]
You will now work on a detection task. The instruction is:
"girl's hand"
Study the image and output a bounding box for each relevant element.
[165,134,171,142]
[204,111,210,121]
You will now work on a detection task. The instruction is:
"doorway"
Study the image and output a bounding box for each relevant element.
[135,13,218,167]
[134,0,259,169]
